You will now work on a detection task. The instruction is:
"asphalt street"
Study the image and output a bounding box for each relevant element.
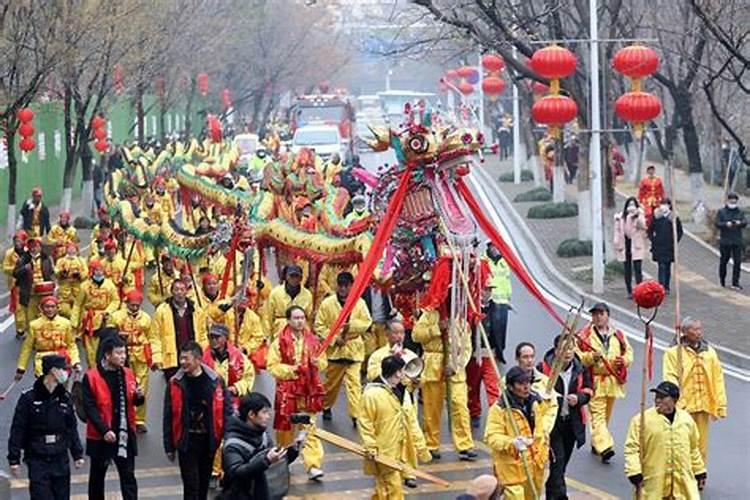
[0,156,747,498]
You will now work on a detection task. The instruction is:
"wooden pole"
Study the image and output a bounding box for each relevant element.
[117,239,138,308]
[668,160,684,385]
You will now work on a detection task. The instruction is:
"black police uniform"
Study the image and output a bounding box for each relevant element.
[7,377,83,500]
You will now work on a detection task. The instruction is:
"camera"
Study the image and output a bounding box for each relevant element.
[290,413,311,425]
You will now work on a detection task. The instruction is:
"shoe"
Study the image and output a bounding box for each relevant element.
[720,282,727,288]
[351,417,357,428]
[136,424,148,434]
[404,478,418,489]
[429,449,441,460]
[601,448,615,464]
[209,474,220,490]
[322,408,332,421]
[590,446,599,456]
[308,467,324,481]
[15,331,25,340]
[459,449,478,461]
[627,292,633,299]
[732,284,744,291]
[471,416,481,429]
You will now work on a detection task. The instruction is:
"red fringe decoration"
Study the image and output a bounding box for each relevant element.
[419,256,452,310]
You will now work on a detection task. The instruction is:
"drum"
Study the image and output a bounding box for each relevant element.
[32,281,56,296]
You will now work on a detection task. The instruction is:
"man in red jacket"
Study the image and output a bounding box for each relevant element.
[82,336,144,500]
[163,340,232,500]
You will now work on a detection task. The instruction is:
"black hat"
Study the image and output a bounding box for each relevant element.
[209,324,230,337]
[286,264,303,277]
[505,366,533,385]
[588,302,610,314]
[41,354,67,375]
[650,381,680,400]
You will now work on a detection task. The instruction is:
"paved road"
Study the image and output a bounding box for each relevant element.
[1,166,747,498]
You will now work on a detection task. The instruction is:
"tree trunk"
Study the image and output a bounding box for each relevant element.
[577,136,592,240]
[136,85,145,144]
[674,90,705,206]
[159,102,167,142]
[184,79,196,135]
[62,87,79,192]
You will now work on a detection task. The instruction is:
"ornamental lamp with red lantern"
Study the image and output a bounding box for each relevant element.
[90,114,108,154]
[444,69,459,81]
[197,72,209,96]
[220,88,232,110]
[529,45,577,95]
[481,76,506,101]
[612,44,661,138]
[481,54,505,73]
[458,81,474,96]
[17,107,36,153]
[531,95,578,139]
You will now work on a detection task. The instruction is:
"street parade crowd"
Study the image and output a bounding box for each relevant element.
[1,131,730,500]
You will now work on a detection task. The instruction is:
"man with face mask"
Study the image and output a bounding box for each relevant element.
[48,211,78,261]
[107,290,154,433]
[624,381,706,498]
[54,242,87,319]
[13,238,55,327]
[264,265,313,336]
[647,198,683,293]
[20,186,51,238]
[72,260,119,367]
[344,194,370,225]
[16,296,80,380]
[8,354,84,500]
[4,231,29,338]
[715,192,747,289]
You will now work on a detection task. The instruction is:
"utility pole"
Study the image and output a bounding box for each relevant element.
[477,52,485,133]
[513,46,522,184]
[590,0,604,293]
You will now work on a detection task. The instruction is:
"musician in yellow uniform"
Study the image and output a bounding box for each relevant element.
[3,231,28,338]
[359,355,432,499]
[315,262,358,308]
[72,260,119,367]
[663,317,727,465]
[236,287,266,361]
[47,211,78,260]
[123,234,147,294]
[263,265,313,336]
[101,239,127,292]
[315,272,372,425]
[54,242,87,319]
[147,253,180,308]
[15,296,80,379]
[107,290,153,432]
[200,273,237,339]
[576,302,633,463]
[412,306,477,460]
[153,177,175,220]
[141,194,163,265]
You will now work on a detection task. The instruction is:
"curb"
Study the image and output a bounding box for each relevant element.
[473,167,750,374]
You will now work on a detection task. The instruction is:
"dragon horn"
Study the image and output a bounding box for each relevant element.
[366,125,391,152]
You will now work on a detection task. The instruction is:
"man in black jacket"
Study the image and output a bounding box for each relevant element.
[538,335,594,500]
[19,187,51,237]
[13,238,55,326]
[715,192,747,290]
[223,392,300,500]
[7,354,84,500]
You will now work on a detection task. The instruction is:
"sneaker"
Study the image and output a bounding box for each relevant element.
[136,424,148,434]
[404,478,418,489]
[322,408,332,421]
[471,416,481,429]
[601,448,615,464]
[429,449,441,460]
[308,467,324,481]
[732,284,744,291]
[459,449,478,461]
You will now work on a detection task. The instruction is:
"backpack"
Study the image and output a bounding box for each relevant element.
[223,434,290,500]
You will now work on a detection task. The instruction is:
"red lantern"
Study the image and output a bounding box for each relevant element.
[458,81,474,96]
[197,72,209,96]
[481,76,506,98]
[18,123,34,137]
[531,95,578,127]
[614,91,662,123]
[113,64,124,94]
[17,108,34,123]
[481,54,505,73]
[632,280,665,309]
[207,114,222,143]
[19,137,36,152]
[457,66,476,78]
[445,69,459,81]
[93,127,107,141]
[612,45,659,79]
[220,88,232,110]
[531,81,550,95]
[155,77,166,101]
[530,46,577,80]
[91,116,106,130]
[94,140,109,153]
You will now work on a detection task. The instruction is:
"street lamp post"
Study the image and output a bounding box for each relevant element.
[513,47,522,184]
[590,0,604,293]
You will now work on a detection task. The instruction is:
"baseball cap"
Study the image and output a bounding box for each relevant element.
[650,381,680,400]
[588,302,610,314]
[42,354,67,375]
[286,264,303,277]
[209,324,230,337]
[505,365,533,385]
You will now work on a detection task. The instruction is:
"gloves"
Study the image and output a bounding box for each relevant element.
[628,474,643,487]
[512,436,529,452]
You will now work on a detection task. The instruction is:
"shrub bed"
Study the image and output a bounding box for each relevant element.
[527,202,578,219]
[556,238,592,257]
[514,187,552,202]
[498,169,533,182]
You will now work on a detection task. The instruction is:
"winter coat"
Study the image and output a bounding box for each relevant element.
[648,212,683,263]
[663,340,727,418]
[714,205,747,246]
[222,416,298,500]
[314,294,371,362]
[613,210,648,262]
[20,200,50,236]
[12,252,54,307]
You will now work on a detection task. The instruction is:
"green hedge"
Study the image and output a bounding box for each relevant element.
[573,261,625,283]
[557,238,592,257]
[498,169,533,182]
[514,187,552,202]
[527,202,578,219]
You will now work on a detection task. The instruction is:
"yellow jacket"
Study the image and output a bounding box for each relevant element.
[18,315,80,375]
[3,248,20,288]
[263,284,314,337]
[358,381,431,475]
[236,309,266,354]
[530,369,560,438]
[142,201,164,225]
[54,256,87,303]
[146,271,180,308]
[576,325,633,398]
[412,309,453,383]
[366,345,417,382]
[314,294,371,362]
[266,331,327,381]
[72,279,119,331]
[152,300,208,369]
[101,255,129,288]
[155,192,175,220]
[107,309,153,351]
[200,292,237,338]
[663,342,727,418]
[47,225,77,257]
[624,407,705,499]
[484,394,549,487]
[206,346,255,396]
[315,263,358,302]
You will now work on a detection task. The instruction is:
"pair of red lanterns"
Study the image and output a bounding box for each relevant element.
[91,115,109,153]
[17,108,36,153]
[443,56,506,99]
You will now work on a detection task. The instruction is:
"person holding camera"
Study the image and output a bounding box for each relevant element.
[222,392,300,499]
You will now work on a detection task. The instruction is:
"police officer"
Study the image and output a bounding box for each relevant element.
[7,354,84,499]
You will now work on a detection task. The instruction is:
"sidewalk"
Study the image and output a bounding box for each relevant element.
[485,158,750,364]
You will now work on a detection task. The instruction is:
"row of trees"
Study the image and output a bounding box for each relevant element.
[1,0,350,234]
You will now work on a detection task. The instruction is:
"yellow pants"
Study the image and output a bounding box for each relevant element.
[213,442,224,478]
[401,429,417,481]
[130,357,149,425]
[84,335,100,368]
[324,361,362,419]
[26,296,41,325]
[501,473,544,500]
[372,466,403,500]
[589,395,616,453]
[690,411,710,464]
[13,304,28,334]
[276,419,324,472]
[421,379,474,452]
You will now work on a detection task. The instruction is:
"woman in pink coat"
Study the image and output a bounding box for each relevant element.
[613,197,648,298]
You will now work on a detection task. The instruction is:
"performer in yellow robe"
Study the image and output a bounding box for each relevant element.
[54,242,87,319]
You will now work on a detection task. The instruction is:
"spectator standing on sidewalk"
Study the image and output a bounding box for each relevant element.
[613,197,647,298]
[485,243,511,363]
[648,199,683,293]
[715,192,747,290]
